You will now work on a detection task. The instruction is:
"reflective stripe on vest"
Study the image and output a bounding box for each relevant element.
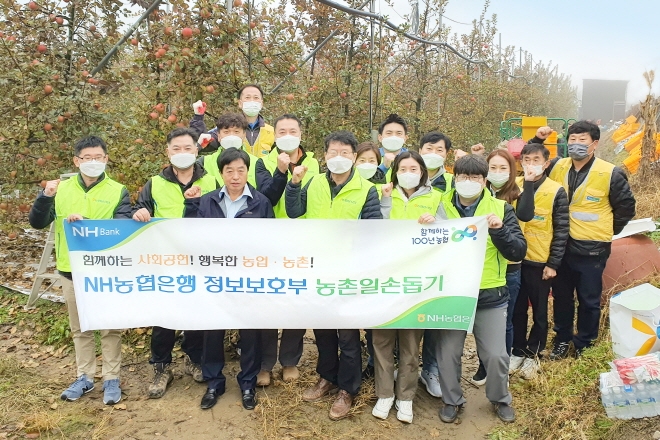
[54,174,125,272]
[515,176,562,263]
[441,189,507,289]
[203,149,258,188]
[151,174,216,218]
[262,149,320,218]
[305,172,374,219]
[390,188,442,220]
[548,157,614,242]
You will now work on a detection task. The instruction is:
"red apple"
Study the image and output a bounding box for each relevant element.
[37,44,47,53]
[55,17,63,25]
[263,57,271,65]
[167,114,177,123]
[131,38,138,46]
[181,27,193,39]
[285,93,294,101]
[206,85,214,93]
[43,84,53,94]
[28,1,38,10]
[164,26,173,36]
[149,112,159,120]
[36,157,46,165]
[43,123,52,132]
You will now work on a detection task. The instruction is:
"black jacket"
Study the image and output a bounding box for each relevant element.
[184,184,274,219]
[134,163,216,216]
[521,175,570,269]
[285,170,382,219]
[446,194,527,309]
[28,173,132,278]
[535,137,636,257]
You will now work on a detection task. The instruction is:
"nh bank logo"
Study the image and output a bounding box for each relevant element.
[72,226,120,237]
[451,225,478,242]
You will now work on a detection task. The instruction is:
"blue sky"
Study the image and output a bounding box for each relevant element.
[369,0,660,106]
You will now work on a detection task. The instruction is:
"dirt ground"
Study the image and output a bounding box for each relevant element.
[0,228,503,440]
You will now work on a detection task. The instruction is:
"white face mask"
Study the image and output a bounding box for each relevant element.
[276,135,301,153]
[397,172,421,190]
[455,180,483,199]
[356,163,377,180]
[169,152,196,169]
[524,164,545,177]
[381,136,405,152]
[242,101,262,117]
[326,156,353,174]
[220,135,243,150]
[79,161,106,178]
[487,172,510,188]
[421,153,445,170]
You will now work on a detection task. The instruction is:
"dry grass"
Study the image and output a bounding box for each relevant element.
[629,172,660,220]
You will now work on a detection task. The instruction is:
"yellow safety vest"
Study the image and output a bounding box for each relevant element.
[441,189,507,289]
[549,157,614,242]
[203,149,257,188]
[262,148,320,218]
[54,174,125,272]
[390,188,442,219]
[151,174,217,218]
[515,176,562,263]
[305,171,374,219]
[245,123,275,157]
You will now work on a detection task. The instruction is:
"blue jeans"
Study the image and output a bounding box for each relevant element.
[505,269,521,356]
[421,329,439,374]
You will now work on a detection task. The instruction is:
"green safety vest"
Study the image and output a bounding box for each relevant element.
[203,149,257,187]
[305,171,374,219]
[262,148,320,218]
[390,188,443,219]
[151,174,217,218]
[441,189,507,289]
[54,174,125,272]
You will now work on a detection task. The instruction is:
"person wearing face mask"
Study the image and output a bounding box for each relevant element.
[356,142,386,184]
[133,128,218,400]
[377,114,409,181]
[507,143,569,380]
[285,131,382,421]
[190,84,274,157]
[251,114,320,386]
[254,114,320,217]
[28,136,132,406]
[418,131,454,193]
[430,155,526,424]
[196,113,258,188]
[370,151,441,424]
[530,121,636,359]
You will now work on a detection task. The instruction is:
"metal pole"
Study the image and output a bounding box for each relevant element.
[90,0,163,76]
[498,32,502,84]
[247,0,252,78]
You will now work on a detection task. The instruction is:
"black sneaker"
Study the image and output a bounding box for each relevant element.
[439,403,462,423]
[494,403,516,423]
[549,342,570,360]
[470,361,487,386]
[361,364,375,380]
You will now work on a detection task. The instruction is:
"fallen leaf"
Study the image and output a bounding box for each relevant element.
[114,404,127,410]
[50,403,58,410]
[184,386,190,390]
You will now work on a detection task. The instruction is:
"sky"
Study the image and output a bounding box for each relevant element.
[357,0,660,107]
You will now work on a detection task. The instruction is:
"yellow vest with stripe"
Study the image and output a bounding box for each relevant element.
[54,174,125,272]
[390,188,442,219]
[306,171,374,219]
[151,174,216,218]
[441,189,507,289]
[262,148,320,218]
[245,123,275,158]
[548,157,614,242]
[203,149,257,187]
[515,176,562,263]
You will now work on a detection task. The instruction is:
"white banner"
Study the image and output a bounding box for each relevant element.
[64,217,488,331]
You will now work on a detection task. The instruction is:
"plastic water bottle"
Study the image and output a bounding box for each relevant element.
[636,384,656,417]
[601,388,617,418]
[649,383,660,416]
[613,387,631,419]
[624,385,643,418]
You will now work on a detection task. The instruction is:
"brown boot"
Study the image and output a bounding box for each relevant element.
[256,370,271,387]
[329,390,353,420]
[282,366,300,383]
[302,378,337,402]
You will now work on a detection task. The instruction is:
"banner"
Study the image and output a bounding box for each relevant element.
[64,217,488,332]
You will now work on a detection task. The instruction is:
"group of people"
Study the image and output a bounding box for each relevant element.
[28,83,636,427]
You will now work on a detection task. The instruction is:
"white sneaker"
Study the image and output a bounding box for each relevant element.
[395,399,413,423]
[508,355,525,374]
[372,396,395,420]
[419,370,442,398]
[520,357,540,380]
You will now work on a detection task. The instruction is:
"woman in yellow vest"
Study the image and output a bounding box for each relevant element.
[133,128,217,400]
[355,141,387,184]
[371,151,440,424]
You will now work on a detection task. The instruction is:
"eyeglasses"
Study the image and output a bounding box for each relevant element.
[77,155,106,162]
[455,175,484,183]
[326,150,354,158]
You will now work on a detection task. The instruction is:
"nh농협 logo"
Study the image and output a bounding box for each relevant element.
[451,225,478,242]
